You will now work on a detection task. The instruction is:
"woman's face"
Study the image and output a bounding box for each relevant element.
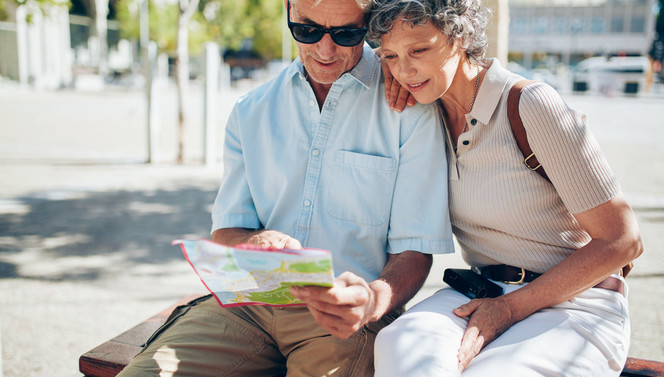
[380,19,463,104]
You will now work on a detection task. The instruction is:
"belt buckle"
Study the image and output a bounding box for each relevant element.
[504,267,526,284]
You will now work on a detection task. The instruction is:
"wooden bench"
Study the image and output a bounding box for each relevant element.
[79,294,664,377]
[79,294,204,377]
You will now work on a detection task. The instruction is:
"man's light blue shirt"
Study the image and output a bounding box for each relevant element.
[212,44,454,282]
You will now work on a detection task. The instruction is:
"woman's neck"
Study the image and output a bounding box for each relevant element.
[440,59,478,118]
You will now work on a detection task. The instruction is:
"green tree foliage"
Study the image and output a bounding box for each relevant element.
[116,0,185,52]
[0,0,70,22]
[201,0,285,60]
[114,0,288,60]
[0,0,8,20]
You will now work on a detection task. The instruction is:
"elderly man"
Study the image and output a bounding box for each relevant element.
[117,0,453,376]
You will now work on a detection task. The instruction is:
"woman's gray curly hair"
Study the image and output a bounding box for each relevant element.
[367,0,490,63]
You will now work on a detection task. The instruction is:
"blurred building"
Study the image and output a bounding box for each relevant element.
[508,0,658,69]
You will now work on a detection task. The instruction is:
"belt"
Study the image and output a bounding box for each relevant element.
[477,265,625,296]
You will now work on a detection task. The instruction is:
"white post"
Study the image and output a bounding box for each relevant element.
[220,62,231,89]
[27,7,44,88]
[485,0,509,66]
[204,42,220,166]
[94,0,109,77]
[42,5,62,88]
[15,5,29,86]
[282,3,292,64]
[58,5,73,87]
[140,0,149,55]
[146,42,160,163]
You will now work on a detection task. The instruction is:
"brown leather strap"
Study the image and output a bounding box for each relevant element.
[594,276,626,297]
[507,80,550,183]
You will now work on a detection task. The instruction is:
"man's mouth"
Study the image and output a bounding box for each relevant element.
[315,59,338,68]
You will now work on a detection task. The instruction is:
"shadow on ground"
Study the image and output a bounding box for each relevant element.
[0,186,218,281]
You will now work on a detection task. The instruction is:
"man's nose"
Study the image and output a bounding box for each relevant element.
[316,33,338,60]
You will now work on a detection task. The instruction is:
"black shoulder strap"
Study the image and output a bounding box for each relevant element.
[507,79,550,183]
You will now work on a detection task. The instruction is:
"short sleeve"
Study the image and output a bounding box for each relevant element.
[518,83,620,214]
[210,104,261,233]
[387,104,455,255]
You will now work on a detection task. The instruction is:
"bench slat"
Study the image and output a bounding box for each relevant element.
[622,357,664,377]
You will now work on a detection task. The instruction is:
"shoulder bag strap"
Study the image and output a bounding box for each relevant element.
[507,80,634,277]
[507,79,550,183]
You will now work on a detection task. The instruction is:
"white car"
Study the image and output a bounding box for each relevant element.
[573,56,649,95]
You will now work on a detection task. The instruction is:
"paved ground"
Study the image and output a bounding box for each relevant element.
[0,82,663,377]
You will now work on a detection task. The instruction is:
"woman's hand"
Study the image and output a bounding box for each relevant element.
[380,56,417,112]
[451,193,643,372]
[453,297,517,372]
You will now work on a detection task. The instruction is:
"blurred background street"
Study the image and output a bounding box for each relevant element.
[1,0,664,375]
[0,79,663,377]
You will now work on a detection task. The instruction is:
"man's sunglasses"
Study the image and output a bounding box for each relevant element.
[286,1,368,47]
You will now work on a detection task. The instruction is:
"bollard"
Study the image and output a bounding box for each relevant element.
[146,42,161,163]
[204,42,220,166]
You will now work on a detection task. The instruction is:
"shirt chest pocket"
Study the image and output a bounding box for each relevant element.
[326,150,397,226]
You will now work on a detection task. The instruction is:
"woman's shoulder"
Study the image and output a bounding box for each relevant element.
[513,80,574,125]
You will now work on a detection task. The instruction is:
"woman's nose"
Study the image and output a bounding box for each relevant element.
[397,59,416,79]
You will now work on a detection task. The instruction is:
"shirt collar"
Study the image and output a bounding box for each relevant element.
[288,42,378,89]
[468,58,512,124]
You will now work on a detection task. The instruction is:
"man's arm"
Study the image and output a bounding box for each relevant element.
[291,250,432,339]
[211,228,302,250]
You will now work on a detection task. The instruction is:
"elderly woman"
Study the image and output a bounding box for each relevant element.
[367,0,643,376]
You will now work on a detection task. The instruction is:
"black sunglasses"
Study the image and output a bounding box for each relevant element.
[286,1,368,47]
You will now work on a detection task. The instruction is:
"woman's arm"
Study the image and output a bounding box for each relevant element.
[454,192,643,371]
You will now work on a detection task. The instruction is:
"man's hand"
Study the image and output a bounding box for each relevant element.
[290,271,377,339]
[211,228,302,250]
[381,58,416,112]
[453,297,517,372]
[244,230,302,249]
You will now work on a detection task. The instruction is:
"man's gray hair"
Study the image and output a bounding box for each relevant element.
[367,0,490,63]
[290,0,372,12]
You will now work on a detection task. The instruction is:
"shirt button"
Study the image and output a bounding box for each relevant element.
[304,200,311,206]
[312,149,320,156]
[470,119,477,125]
[462,140,470,145]
[310,100,316,107]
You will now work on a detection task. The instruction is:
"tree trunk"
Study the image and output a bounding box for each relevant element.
[174,0,199,164]
[93,0,109,76]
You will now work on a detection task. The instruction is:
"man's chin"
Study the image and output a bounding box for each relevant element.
[306,70,344,86]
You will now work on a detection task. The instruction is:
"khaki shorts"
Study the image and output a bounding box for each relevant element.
[117,295,401,377]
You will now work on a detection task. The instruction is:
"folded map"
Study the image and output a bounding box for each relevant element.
[174,239,334,307]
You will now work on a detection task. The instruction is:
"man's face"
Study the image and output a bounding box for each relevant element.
[289,0,366,86]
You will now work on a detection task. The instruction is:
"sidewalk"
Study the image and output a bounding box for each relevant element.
[0,85,663,377]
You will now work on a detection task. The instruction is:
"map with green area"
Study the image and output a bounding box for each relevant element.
[175,239,334,306]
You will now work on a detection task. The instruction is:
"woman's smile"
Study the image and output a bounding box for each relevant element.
[406,80,429,91]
